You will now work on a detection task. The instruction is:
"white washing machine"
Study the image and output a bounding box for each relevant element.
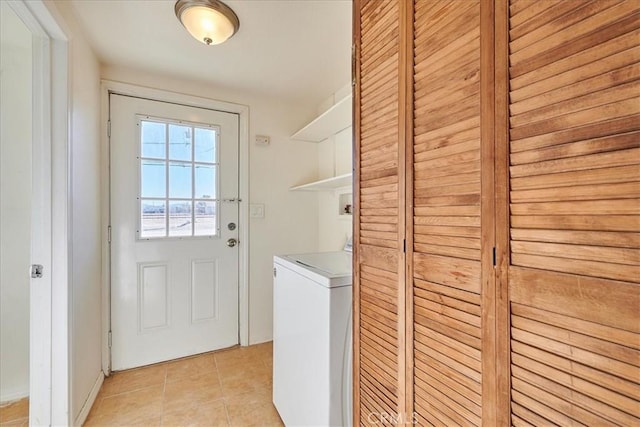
[273,251,353,427]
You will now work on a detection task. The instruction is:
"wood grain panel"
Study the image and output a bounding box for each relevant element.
[512,377,619,426]
[512,367,638,425]
[415,360,481,408]
[509,0,559,30]
[510,6,640,78]
[510,228,639,249]
[510,214,639,231]
[412,0,487,424]
[511,164,640,190]
[512,60,640,117]
[511,341,640,401]
[511,114,640,153]
[414,344,482,397]
[509,267,639,334]
[511,241,639,266]
[415,299,481,337]
[510,80,640,128]
[355,0,403,423]
[415,378,481,425]
[413,253,481,294]
[510,131,640,164]
[510,0,629,56]
[358,0,640,424]
[512,352,640,417]
[511,147,640,177]
[510,31,640,94]
[512,316,639,366]
[508,0,640,422]
[510,0,579,41]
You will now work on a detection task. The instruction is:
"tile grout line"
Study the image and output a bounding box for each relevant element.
[214,355,232,427]
[85,345,277,426]
[159,364,168,427]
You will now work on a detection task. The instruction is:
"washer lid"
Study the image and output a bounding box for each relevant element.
[292,251,352,276]
[290,251,352,277]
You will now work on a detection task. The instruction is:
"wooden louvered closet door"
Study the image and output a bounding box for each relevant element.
[502,0,640,425]
[354,0,639,425]
[354,0,499,424]
[353,0,407,424]
[411,0,497,425]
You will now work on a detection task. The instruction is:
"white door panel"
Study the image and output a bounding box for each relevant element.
[110,94,239,370]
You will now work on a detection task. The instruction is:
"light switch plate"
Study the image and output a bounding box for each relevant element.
[250,203,265,218]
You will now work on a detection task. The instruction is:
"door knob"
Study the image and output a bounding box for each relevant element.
[227,238,238,247]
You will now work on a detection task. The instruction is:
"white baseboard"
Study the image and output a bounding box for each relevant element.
[74,371,104,426]
[0,389,29,405]
[248,336,273,346]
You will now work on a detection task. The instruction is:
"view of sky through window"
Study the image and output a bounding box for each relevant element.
[139,119,218,238]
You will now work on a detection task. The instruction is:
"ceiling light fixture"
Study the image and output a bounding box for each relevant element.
[175,0,239,46]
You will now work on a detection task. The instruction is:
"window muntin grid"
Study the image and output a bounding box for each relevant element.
[137,116,220,239]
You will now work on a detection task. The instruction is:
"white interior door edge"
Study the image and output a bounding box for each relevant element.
[7,0,70,425]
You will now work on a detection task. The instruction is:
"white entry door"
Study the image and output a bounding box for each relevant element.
[110,94,240,370]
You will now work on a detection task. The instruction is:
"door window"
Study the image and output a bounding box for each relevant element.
[138,117,219,239]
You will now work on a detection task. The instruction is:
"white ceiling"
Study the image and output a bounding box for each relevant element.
[69,0,352,107]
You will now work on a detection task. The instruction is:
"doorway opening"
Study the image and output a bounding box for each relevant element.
[0,3,34,420]
[0,0,69,425]
[101,82,250,374]
[109,93,241,370]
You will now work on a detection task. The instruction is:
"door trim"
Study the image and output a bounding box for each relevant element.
[100,80,250,374]
[5,0,70,424]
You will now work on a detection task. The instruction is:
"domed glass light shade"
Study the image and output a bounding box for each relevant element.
[175,0,239,45]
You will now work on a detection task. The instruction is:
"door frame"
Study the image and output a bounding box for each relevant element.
[4,0,70,425]
[100,80,250,374]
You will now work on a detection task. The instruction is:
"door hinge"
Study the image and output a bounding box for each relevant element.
[108,331,112,348]
[492,247,497,267]
[107,120,111,138]
[351,43,357,87]
[107,226,112,243]
[273,267,277,278]
[403,239,406,253]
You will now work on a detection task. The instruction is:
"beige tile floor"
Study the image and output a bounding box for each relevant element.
[87,341,282,427]
[0,344,281,427]
[0,397,28,426]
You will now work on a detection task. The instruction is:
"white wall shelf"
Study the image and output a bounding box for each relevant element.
[290,173,352,191]
[291,94,352,142]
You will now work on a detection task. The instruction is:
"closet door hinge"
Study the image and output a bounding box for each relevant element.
[351,43,357,87]
[492,247,497,267]
[403,239,406,253]
[107,119,111,138]
[107,225,112,244]
[108,331,112,348]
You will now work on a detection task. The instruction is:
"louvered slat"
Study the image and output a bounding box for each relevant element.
[412,1,484,425]
[508,0,640,423]
[355,0,402,424]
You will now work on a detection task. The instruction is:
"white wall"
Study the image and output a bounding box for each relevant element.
[315,84,353,252]
[101,65,320,344]
[0,2,33,403]
[44,1,103,423]
[317,126,353,251]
